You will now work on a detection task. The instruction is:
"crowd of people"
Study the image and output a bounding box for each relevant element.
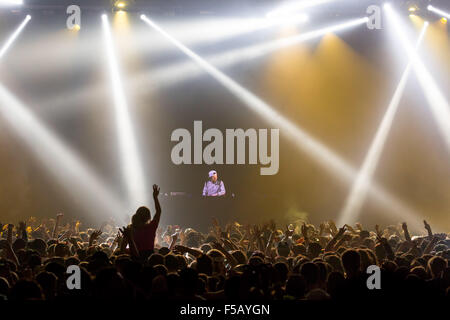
[0,184,448,302]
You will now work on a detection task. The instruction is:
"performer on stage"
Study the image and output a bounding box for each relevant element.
[202,170,226,197]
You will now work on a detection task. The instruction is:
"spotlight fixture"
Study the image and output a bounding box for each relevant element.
[111,0,135,11]
[441,17,448,24]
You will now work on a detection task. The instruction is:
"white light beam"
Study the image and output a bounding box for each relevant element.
[385,4,450,152]
[267,0,337,18]
[338,22,429,226]
[102,14,148,209]
[0,0,23,6]
[427,5,450,19]
[0,83,128,222]
[141,15,425,231]
[0,15,31,59]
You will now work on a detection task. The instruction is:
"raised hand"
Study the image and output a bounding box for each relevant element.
[319,223,326,235]
[423,220,433,238]
[328,220,338,234]
[119,226,133,240]
[402,222,411,242]
[89,229,102,246]
[337,225,347,237]
[171,230,179,243]
[285,224,294,237]
[153,184,160,198]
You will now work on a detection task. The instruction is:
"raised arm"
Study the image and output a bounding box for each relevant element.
[18,221,28,243]
[120,226,139,258]
[7,224,13,246]
[152,184,162,226]
[325,225,346,252]
[402,222,411,242]
[52,213,63,239]
[423,220,433,239]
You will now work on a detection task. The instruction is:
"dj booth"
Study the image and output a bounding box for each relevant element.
[157,192,282,232]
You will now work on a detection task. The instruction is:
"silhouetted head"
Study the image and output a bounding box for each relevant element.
[132,206,151,227]
[342,249,361,278]
[428,256,447,278]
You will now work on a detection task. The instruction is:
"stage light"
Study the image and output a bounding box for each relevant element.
[267,0,337,18]
[114,1,127,10]
[139,15,368,87]
[0,84,128,222]
[408,6,417,13]
[441,17,448,24]
[338,23,428,226]
[428,5,450,19]
[0,0,23,6]
[73,24,81,31]
[141,15,425,231]
[385,5,450,152]
[102,14,148,209]
[0,15,31,59]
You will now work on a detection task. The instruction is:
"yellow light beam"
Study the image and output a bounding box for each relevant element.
[338,23,429,226]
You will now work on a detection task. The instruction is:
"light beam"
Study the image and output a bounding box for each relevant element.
[0,83,127,222]
[140,16,370,87]
[102,14,148,209]
[141,15,425,231]
[385,4,450,152]
[0,0,23,6]
[0,15,31,59]
[267,0,337,18]
[33,17,370,117]
[338,23,429,226]
[427,5,450,19]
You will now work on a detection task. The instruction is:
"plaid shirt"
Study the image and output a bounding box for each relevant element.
[202,180,226,196]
